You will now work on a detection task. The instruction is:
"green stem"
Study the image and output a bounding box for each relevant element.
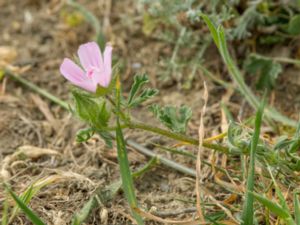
[128,121,229,153]
[5,70,69,110]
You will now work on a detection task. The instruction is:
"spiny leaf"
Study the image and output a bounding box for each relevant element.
[149,104,192,134]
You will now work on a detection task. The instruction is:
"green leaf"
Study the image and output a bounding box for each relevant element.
[294,192,300,225]
[268,167,290,213]
[72,91,110,130]
[128,74,158,108]
[115,75,144,225]
[150,104,192,133]
[241,98,265,225]
[200,14,219,49]
[201,13,296,127]
[95,74,117,97]
[288,15,300,35]
[5,185,46,225]
[245,54,282,90]
[2,196,8,225]
[129,88,158,108]
[231,3,264,40]
[76,128,94,143]
[97,130,113,148]
[250,192,291,219]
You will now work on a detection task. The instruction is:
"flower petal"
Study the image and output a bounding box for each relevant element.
[100,44,113,87]
[60,58,96,92]
[77,79,97,93]
[60,58,85,83]
[78,42,103,71]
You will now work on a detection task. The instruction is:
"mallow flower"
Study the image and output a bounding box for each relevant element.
[60,42,112,93]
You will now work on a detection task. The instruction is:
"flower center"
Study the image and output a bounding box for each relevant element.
[86,67,100,78]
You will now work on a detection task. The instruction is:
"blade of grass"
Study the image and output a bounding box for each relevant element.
[250,192,291,219]
[294,192,300,225]
[201,14,296,127]
[4,184,46,225]
[241,97,265,225]
[72,157,157,225]
[267,166,290,212]
[1,196,9,225]
[115,76,144,225]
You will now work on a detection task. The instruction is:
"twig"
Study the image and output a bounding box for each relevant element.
[195,82,208,222]
[153,207,197,218]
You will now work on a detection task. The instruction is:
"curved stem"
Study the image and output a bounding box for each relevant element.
[128,121,229,154]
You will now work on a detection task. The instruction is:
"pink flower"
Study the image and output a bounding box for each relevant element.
[60,42,112,93]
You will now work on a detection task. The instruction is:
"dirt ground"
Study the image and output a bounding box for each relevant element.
[1,0,300,224]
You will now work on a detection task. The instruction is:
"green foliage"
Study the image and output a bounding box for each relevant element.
[2,196,8,225]
[245,54,282,91]
[241,98,265,225]
[201,13,296,127]
[127,74,158,108]
[72,91,110,128]
[294,192,300,225]
[250,192,292,221]
[76,128,94,143]
[115,76,144,225]
[231,3,265,40]
[5,185,46,225]
[150,104,192,134]
[249,167,297,225]
[72,91,112,146]
[288,15,300,35]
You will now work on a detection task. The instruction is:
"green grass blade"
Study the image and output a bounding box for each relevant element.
[250,192,291,219]
[5,185,46,225]
[1,197,9,225]
[71,158,157,225]
[294,193,300,225]
[241,98,265,225]
[201,14,296,127]
[267,167,290,212]
[200,14,220,49]
[115,77,144,225]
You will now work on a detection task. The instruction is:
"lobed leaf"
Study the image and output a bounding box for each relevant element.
[245,54,282,91]
[128,74,158,108]
[150,104,192,134]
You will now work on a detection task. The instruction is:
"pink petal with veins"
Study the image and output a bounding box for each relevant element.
[100,44,113,87]
[60,58,96,92]
[77,42,103,71]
